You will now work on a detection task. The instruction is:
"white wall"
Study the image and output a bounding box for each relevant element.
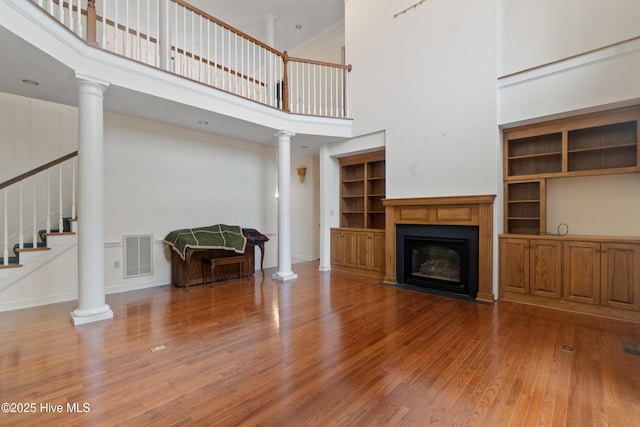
[0,93,77,182]
[291,22,345,64]
[103,111,278,292]
[547,174,640,237]
[498,0,640,238]
[499,0,640,76]
[290,155,318,262]
[345,0,500,199]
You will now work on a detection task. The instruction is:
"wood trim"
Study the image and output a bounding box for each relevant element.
[0,151,77,190]
[500,290,640,323]
[383,195,496,303]
[288,56,352,71]
[173,0,283,57]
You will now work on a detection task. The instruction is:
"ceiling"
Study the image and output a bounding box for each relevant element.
[189,0,345,52]
[0,0,346,158]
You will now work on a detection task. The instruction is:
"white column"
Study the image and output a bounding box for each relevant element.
[263,12,277,47]
[159,0,171,70]
[272,130,297,282]
[71,76,113,326]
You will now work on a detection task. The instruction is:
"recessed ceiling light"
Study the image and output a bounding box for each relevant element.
[300,145,309,149]
[22,79,40,86]
[198,120,208,125]
[295,24,302,30]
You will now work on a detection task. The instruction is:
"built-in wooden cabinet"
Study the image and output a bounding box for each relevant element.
[500,235,640,321]
[332,150,386,278]
[331,228,385,277]
[331,229,357,268]
[500,106,640,321]
[499,237,561,299]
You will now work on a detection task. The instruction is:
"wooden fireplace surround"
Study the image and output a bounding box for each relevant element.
[383,195,496,304]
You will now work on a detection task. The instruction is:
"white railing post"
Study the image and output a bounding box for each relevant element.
[58,164,64,232]
[32,177,37,248]
[46,169,51,234]
[3,189,8,265]
[159,0,170,70]
[72,157,77,219]
[19,182,24,249]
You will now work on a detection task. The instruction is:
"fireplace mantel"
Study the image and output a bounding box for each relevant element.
[383,195,496,303]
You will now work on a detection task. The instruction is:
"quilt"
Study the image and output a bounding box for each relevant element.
[164,224,247,260]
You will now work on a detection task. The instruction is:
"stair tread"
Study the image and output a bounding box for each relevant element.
[0,263,22,269]
[15,247,51,252]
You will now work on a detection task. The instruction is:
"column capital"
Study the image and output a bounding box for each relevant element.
[75,73,110,93]
[275,129,296,139]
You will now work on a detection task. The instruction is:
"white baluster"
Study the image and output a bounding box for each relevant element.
[58,0,63,22]
[48,0,54,16]
[296,62,300,113]
[77,0,83,37]
[46,169,51,234]
[207,19,211,85]
[190,10,194,80]
[173,1,178,73]
[199,14,203,82]
[19,182,24,249]
[114,0,119,54]
[33,176,37,249]
[182,5,186,76]
[72,157,77,219]
[102,0,107,49]
[234,33,238,95]
[136,0,140,61]
[213,22,218,87]
[147,0,151,64]
[3,189,7,265]
[59,164,64,232]
[125,0,130,57]
[345,67,350,118]
[68,0,74,32]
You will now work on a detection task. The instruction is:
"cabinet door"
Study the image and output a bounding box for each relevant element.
[529,240,562,299]
[563,241,600,304]
[356,231,385,272]
[331,230,357,268]
[499,238,529,294]
[600,243,640,310]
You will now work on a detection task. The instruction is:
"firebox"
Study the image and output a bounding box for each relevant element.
[396,224,479,299]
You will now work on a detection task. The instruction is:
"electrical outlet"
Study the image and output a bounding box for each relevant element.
[114,261,120,269]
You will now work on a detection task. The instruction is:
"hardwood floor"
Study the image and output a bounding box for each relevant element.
[1,261,639,426]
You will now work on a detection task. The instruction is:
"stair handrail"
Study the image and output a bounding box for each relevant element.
[2,151,78,266]
[0,151,78,191]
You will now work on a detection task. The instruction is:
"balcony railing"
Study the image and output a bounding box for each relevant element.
[31,0,352,118]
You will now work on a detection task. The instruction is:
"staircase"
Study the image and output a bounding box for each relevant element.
[0,152,79,310]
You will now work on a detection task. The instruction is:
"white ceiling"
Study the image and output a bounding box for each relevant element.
[189,0,345,52]
[0,0,346,158]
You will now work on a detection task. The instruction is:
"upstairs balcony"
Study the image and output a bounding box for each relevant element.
[30,0,351,120]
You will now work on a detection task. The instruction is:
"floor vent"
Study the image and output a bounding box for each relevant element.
[124,234,153,278]
[621,341,640,357]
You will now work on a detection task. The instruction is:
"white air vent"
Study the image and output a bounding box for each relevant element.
[123,234,153,278]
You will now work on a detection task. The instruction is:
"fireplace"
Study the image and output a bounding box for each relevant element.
[383,195,495,303]
[396,224,479,299]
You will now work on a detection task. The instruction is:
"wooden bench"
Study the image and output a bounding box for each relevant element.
[201,254,251,285]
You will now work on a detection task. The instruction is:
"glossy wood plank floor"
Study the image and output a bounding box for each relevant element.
[1,261,640,426]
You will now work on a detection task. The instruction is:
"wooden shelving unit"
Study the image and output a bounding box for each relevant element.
[339,151,385,230]
[499,105,640,322]
[504,180,545,235]
[502,105,640,235]
[333,150,386,278]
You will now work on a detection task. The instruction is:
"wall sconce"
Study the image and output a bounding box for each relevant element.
[297,167,307,183]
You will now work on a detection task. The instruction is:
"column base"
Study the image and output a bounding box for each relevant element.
[71,304,114,326]
[272,271,298,282]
